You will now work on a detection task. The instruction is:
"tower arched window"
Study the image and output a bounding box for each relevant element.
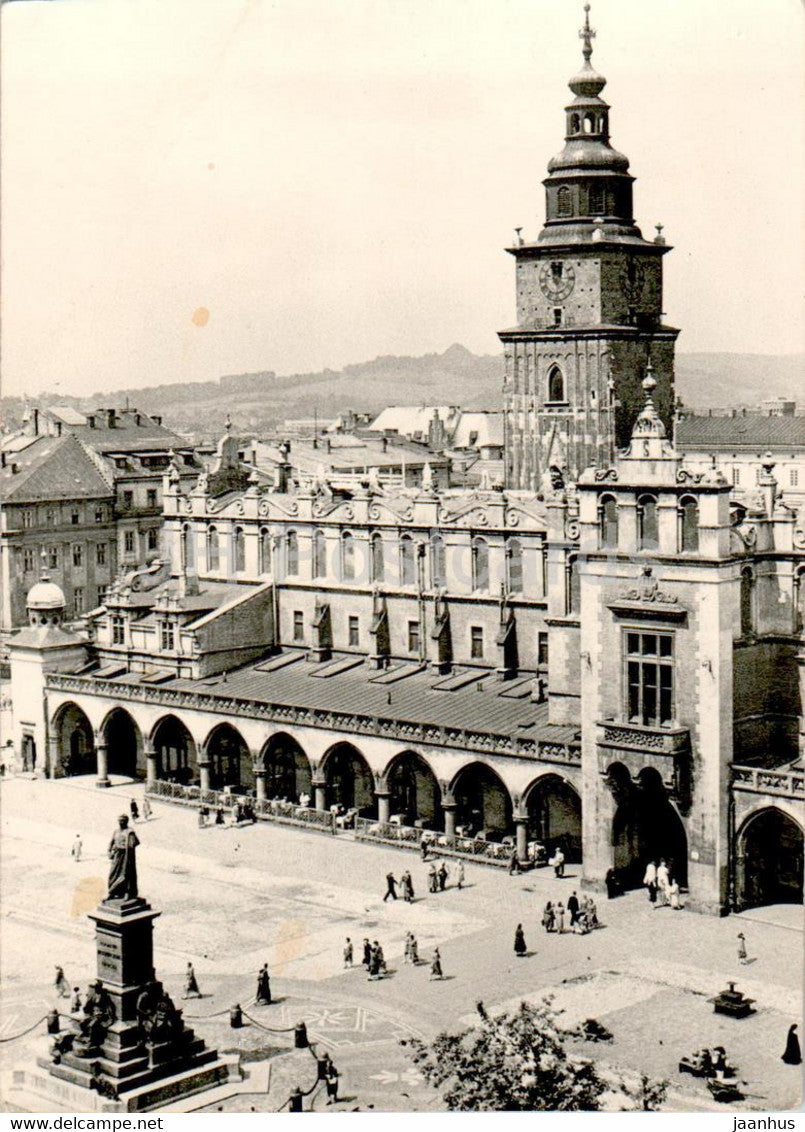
[370,532,384,583]
[285,529,299,577]
[471,536,489,592]
[548,366,565,403]
[506,537,523,593]
[206,525,220,571]
[258,527,272,574]
[679,496,699,553]
[181,523,195,569]
[400,533,416,586]
[589,182,606,215]
[599,494,618,549]
[583,113,595,134]
[233,526,246,573]
[557,186,572,217]
[312,529,327,579]
[430,534,446,589]
[341,531,355,581]
[569,112,581,134]
[740,567,755,637]
[637,494,659,550]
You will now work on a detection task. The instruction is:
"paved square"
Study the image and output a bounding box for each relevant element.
[1,777,802,1112]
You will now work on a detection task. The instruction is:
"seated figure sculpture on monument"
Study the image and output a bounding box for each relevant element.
[107,814,140,901]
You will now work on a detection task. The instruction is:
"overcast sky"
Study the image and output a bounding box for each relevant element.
[2,0,803,398]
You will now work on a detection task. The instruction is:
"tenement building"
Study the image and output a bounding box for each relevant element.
[8,11,803,916]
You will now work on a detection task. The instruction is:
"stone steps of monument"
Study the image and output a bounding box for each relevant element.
[120,1058,235,1112]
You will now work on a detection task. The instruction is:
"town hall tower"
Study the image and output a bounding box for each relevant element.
[501,6,679,491]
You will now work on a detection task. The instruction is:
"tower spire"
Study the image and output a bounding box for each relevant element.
[579,3,596,65]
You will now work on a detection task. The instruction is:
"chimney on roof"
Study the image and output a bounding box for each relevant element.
[55,421,62,436]
[153,415,162,426]
[87,414,96,428]
[32,408,40,436]
[134,412,142,426]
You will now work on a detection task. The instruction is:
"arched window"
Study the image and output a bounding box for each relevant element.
[506,537,523,593]
[471,536,489,592]
[312,529,327,579]
[341,531,355,581]
[259,527,272,574]
[207,525,220,571]
[637,494,659,550]
[370,533,384,583]
[583,113,595,133]
[599,494,618,549]
[234,526,245,573]
[557,186,572,217]
[679,496,699,553]
[400,533,416,586]
[740,567,755,637]
[567,555,580,615]
[430,534,446,589]
[548,366,565,403]
[569,112,581,134]
[286,529,299,577]
[589,182,606,215]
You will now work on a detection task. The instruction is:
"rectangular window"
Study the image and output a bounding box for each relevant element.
[293,610,304,642]
[538,630,549,668]
[147,528,158,551]
[146,489,158,508]
[160,620,174,651]
[98,585,108,604]
[72,544,83,567]
[96,543,107,566]
[407,620,421,654]
[124,531,135,554]
[791,469,799,488]
[74,587,84,614]
[47,509,56,526]
[49,546,59,570]
[470,625,484,660]
[348,615,360,647]
[732,467,741,486]
[23,547,35,572]
[95,507,105,523]
[71,508,80,525]
[122,490,134,509]
[22,509,34,528]
[755,467,762,485]
[111,615,125,645]
[625,630,674,727]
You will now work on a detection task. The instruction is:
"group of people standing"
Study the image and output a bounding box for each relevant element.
[541,891,599,934]
[643,859,682,909]
[383,859,465,901]
[342,932,444,981]
[197,799,256,828]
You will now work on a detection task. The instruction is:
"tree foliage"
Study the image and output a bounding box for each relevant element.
[403,999,609,1112]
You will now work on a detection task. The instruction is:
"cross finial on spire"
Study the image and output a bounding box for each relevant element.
[579,3,596,63]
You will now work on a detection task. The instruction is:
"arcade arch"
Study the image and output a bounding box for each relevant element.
[609,763,688,888]
[52,702,95,777]
[259,733,312,802]
[203,723,252,791]
[101,707,143,779]
[385,751,442,829]
[322,742,375,815]
[151,715,198,784]
[451,761,513,840]
[736,807,803,910]
[524,774,582,862]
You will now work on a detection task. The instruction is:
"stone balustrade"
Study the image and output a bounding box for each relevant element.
[731,764,805,800]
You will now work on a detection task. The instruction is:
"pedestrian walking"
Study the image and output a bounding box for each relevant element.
[255,963,272,1004]
[70,987,82,1013]
[404,932,413,964]
[737,932,748,964]
[182,962,201,999]
[456,861,465,890]
[550,847,565,878]
[130,798,139,823]
[71,834,82,863]
[383,872,398,902]
[142,796,152,821]
[668,878,681,910]
[782,1024,802,1066]
[643,860,658,904]
[428,863,438,893]
[343,938,354,968]
[420,834,430,861]
[410,933,419,964]
[215,806,225,825]
[430,947,444,981]
[54,966,70,998]
[541,901,555,932]
[514,923,527,957]
[374,941,386,973]
[324,1057,340,1104]
[656,858,670,906]
[555,902,565,934]
[401,870,414,902]
[437,861,448,891]
[508,847,521,875]
[368,946,382,981]
[362,938,371,968]
[587,898,599,929]
[567,890,580,927]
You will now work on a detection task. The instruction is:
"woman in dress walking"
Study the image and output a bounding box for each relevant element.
[182,962,201,999]
[782,1024,802,1066]
[737,932,748,964]
[541,902,555,932]
[514,923,527,957]
[430,947,444,980]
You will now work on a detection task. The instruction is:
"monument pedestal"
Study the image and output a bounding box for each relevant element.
[36,896,235,1110]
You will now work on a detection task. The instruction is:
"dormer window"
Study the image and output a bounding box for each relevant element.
[160,619,175,651]
[111,615,125,645]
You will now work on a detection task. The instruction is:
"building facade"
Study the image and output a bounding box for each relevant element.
[7,12,803,916]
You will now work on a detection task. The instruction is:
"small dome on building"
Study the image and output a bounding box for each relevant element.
[27,579,66,610]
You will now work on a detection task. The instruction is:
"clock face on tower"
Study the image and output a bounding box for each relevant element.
[539,261,576,302]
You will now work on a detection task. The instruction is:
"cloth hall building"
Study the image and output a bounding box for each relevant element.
[8,11,803,917]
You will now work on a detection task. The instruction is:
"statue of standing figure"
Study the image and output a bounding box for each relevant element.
[107,814,140,900]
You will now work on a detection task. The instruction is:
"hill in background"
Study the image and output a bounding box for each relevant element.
[2,346,801,438]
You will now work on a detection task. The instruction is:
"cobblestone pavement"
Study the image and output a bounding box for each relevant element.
[1,776,802,1112]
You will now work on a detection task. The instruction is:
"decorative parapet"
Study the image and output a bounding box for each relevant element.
[731,764,805,800]
[45,672,580,766]
[597,720,690,755]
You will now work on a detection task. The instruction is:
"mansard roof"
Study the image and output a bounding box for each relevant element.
[676,414,805,450]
